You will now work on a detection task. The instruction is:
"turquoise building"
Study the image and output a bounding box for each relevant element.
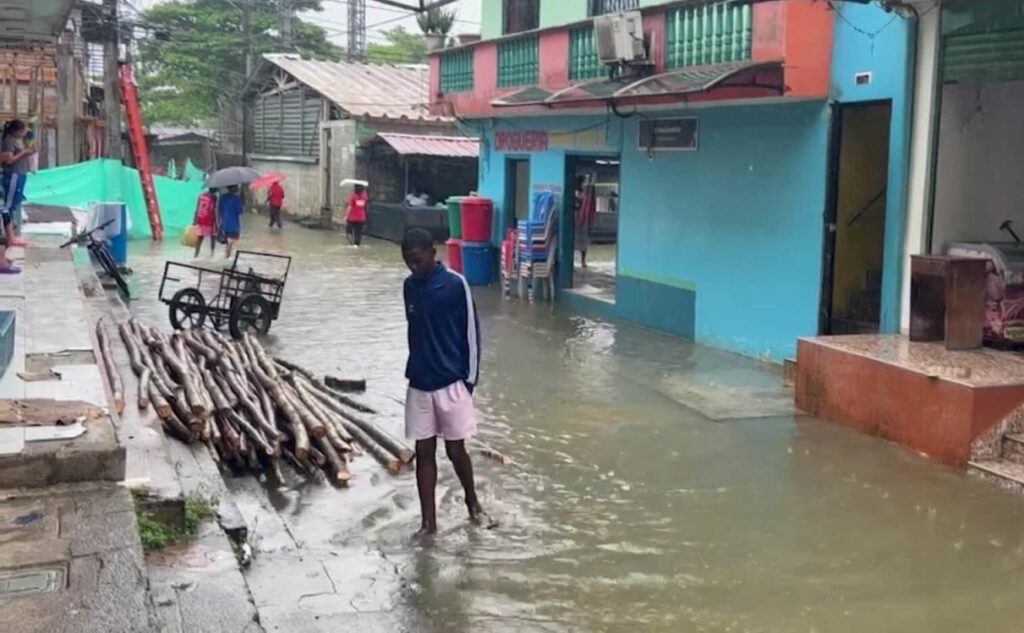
[430,0,918,361]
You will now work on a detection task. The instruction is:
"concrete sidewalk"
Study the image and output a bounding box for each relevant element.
[0,240,124,486]
[0,240,147,632]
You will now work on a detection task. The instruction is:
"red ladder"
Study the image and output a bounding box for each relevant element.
[118,62,164,241]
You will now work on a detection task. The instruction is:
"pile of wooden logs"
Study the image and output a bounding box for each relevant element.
[100,318,414,485]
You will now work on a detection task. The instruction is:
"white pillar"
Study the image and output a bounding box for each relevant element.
[900,6,942,333]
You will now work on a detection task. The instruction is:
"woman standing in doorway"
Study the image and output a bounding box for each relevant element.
[574,175,596,269]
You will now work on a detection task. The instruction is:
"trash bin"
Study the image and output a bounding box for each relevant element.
[461,197,493,242]
[446,238,464,273]
[461,241,495,286]
[446,196,464,239]
[88,202,128,265]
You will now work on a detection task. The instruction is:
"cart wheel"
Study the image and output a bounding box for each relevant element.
[229,294,272,339]
[169,288,207,330]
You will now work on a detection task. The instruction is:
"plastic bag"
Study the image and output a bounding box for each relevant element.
[180,224,199,248]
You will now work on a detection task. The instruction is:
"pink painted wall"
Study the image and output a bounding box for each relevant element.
[539,29,569,90]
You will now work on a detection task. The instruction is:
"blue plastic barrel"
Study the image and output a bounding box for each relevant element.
[108,203,128,265]
[461,241,495,286]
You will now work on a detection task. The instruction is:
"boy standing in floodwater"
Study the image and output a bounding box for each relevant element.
[401,228,486,536]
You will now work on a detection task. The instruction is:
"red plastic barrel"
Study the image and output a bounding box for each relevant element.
[460,197,493,242]
[446,238,464,273]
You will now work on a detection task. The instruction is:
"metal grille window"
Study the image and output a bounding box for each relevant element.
[665,2,752,69]
[498,35,539,87]
[503,0,539,35]
[569,25,604,80]
[589,0,640,16]
[440,49,474,92]
[252,87,321,157]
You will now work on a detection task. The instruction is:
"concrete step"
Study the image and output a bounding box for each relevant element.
[1002,434,1024,465]
[968,459,1024,494]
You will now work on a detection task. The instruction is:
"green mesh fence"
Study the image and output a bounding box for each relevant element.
[23,158,202,240]
[183,158,205,182]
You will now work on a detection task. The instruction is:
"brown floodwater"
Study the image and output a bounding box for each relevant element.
[127,215,1024,632]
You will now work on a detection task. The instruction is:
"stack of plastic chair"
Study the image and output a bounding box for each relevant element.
[517,191,558,302]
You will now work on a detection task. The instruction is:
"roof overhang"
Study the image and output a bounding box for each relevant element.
[0,0,75,43]
[491,60,786,110]
[376,133,479,158]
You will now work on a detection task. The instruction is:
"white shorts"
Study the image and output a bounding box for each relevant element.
[405,381,478,442]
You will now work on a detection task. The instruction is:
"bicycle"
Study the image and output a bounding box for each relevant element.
[60,219,131,300]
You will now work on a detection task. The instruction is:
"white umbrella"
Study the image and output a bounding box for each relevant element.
[204,166,261,189]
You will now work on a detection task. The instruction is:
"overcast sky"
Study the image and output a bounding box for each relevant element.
[126,0,483,49]
[303,0,482,47]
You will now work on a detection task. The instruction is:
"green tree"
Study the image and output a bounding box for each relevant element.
[136,0,341,125]
[366,27,426,65]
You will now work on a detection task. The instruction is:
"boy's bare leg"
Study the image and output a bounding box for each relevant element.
[445,440,484,522]
[415,437,438,535]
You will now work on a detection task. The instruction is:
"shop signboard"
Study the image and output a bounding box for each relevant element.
[495,126,609,152]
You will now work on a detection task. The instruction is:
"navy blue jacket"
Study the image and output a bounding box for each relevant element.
[404,264,481,392]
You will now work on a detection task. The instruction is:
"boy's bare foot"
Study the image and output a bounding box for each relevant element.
[414,523,437,539]
[469,504,498,529]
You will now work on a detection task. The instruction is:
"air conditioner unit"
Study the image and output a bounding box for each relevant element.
[594,12,646,65]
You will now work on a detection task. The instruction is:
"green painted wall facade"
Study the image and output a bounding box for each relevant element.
[540,0,588,28]
[480,1,676,40]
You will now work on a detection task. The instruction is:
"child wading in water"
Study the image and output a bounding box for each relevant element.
[193,188,217,258]
[401,228,491,536]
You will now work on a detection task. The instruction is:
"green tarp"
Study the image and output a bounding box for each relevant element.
[183,158,206,183]
[24,159,201,240]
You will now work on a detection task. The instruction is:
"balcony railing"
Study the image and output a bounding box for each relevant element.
[589,0,640,16]
[569,25,604,80]
[498,35,539,87]
[440,48,474,93]
[665,2,752,69]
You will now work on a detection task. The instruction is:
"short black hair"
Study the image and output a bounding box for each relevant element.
[401,228,434,251]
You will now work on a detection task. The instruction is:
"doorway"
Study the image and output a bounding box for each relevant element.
[567,155,620,303]
[506,158,530,224]
[821,101,892,335]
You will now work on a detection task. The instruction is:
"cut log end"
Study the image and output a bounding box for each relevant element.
[397,448,415,464]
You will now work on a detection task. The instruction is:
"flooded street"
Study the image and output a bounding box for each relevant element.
[129,216,1024,632]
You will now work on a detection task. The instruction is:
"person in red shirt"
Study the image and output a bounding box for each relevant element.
[345,183,368,247]
[267,181,285,229]
[192,188,218,258]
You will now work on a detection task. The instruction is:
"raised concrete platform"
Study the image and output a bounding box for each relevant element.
[795,334,1024,467]
[0,240,124,487]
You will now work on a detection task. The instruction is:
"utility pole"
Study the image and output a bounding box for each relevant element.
[56,29,76,165]
[243,0,253,76]
[102,0,122,159]
[279,0,293,51]
[347,0,366,61]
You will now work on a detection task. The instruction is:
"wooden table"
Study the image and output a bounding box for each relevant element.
[910,254,986,350]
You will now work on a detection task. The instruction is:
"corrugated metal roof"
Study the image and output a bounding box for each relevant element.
[377,133,479,158]
[260,54,442,121]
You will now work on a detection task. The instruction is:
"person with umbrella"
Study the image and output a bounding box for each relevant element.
[192,187,218,258]
[267,180,285,229]
[218,185,243,258]
[203,167,259,258]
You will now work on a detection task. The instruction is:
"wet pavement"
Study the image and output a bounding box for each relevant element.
[127,215,1024,632]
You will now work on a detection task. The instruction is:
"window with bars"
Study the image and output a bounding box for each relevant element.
[665,2,752,69]
[589,0,640,16]
[569,25,604,80]
[440,49,474,92]
[503,0,540,35]
[498,35,539,87]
